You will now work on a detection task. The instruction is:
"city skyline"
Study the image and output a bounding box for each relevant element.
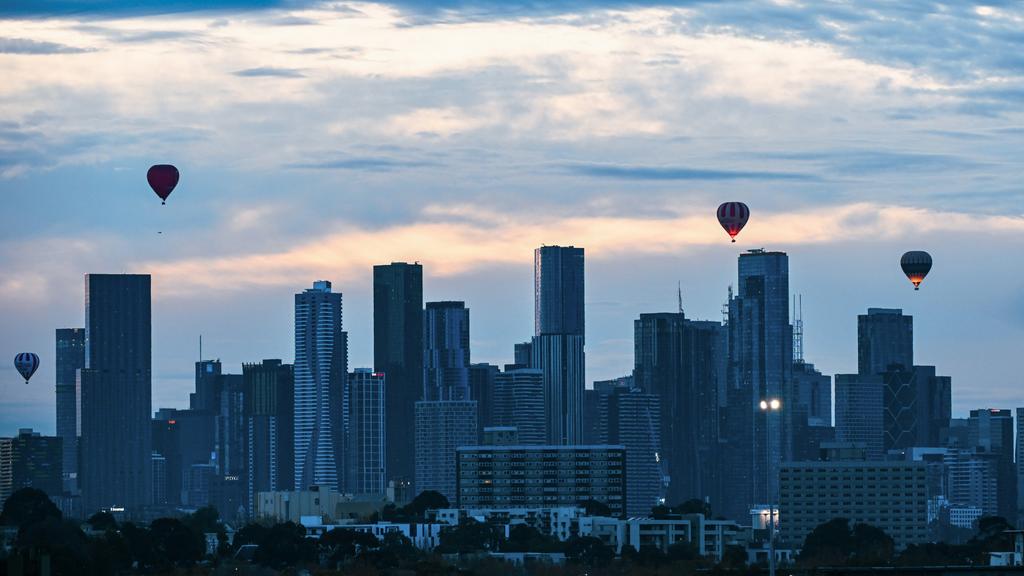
[3,0,1024,436]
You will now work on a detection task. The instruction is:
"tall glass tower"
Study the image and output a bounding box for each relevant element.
[294,280,347,491]
[55,327,84,491]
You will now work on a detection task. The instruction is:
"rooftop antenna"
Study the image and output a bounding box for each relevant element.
[722,285,732,324]
[199,334,203,362]
[793,295,804,362]
[677,281,684,315]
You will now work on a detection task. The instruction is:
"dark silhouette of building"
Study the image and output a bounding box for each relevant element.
[0,429,62,504]
[834,374,884,460]
[374,263,423,488]
[468,363,499,439]
[534,245,584,337]
[598,383,663,516]
[152,408,215,508]
[492,367,546,445]
[244,359,294,514]
[346,369,386,495]
[55,327,84,493]
[858,308,913,376]
[294,281,347,492]
[968,408,1016,522]
[723,250,792,521]
[792,361,834,461]
[78,273,152,517]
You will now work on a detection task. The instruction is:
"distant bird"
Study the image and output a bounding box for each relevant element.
[717,202,749,243]
[147,164,179,205]
[14,353,39,384]
[900,251,932,290]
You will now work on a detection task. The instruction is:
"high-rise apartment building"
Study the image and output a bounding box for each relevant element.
[468,363,499,439]
[858,308,913,376]
[55,327,84,492]
[968,409,1015,521]
[598,384,663,516]
[492,367,546,445]
[294,280,347,491]
[374,263,423,486]
[0,429,62,504]
[78,273,152,516]
[834,374,884,460]
[346,369,386,495]
[244,359,294,515]
[424,301,470,401]
[533,246,585,447]
[151,408,215,508]
[1017,407,1024,525]
[415,400,478,503]
[724,250,792,521]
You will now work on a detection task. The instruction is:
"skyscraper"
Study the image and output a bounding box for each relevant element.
[152,408,215,508]
[792,361,834,461]
[858,308,913,376]
[1017,407,1024,526]
[634,313,725,508]
[468,363,499,439]
[415,400,477,503]
[834,374,884,460]
[723,250,792,520]
[0,429,62,504]
[968,409,1015,521]
[55,327,84,492]
[374,263,423,486]
[423,301,470,401]
[492,367,546,445]
[294,281,347,491]
[534,245,584,337]
[598,383,663,516]
[347,369,386,495]
[244,359,294,514]
[78,273,152,516]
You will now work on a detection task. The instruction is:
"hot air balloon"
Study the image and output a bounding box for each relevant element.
[900,251,932,290]
[147,164,179,204]
[14,353,39,384]
[717,202,749,243]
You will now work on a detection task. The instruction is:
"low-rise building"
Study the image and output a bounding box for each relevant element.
[257,485,391,523]
[780,460,928,549]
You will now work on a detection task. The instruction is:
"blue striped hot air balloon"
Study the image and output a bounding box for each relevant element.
[14,352,39,384]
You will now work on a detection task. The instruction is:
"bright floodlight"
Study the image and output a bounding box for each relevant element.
[759,400,768,410]
[770,399,781,410]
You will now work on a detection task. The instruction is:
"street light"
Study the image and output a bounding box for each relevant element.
[759,398,781,576]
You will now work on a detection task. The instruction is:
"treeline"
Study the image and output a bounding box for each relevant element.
[0,488,1016,575]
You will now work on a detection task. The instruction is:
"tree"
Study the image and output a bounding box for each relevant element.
[564,536,614,567]
[798,518,852,567]
[120,522,156,569]
[675,499,713,517]
[0,488,61,530]
[233,522,270,551]
[579,499,612,517]
[86,511,118,532]
[150,517,204,567]
[405,491,450,519]
[319,528,380,567]
[254,522,317,569]
[16,518,90,576]
[717,544,748,572]
[503,524,562,553]
[849,522,895,566]
[436,518,502,554]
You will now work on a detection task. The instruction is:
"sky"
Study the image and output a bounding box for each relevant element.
[1,0,1022,436]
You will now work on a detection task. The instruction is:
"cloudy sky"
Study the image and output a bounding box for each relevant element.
[2,0,1022,435]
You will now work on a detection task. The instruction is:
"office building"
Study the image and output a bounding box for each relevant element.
[55,328,84,493]
[779,461,928,549]
[723,250,792,520]
[468,363,499,438]
[792,361,831,427]
[530,334,584,445]
[858,308,914,376]
[151,452,167,507]
[598,384,663,516]
[424,301,470,401]
[968,409,1015,520]
[78,273,152,516]
[534,245,584,338]
[374,263,423,486]
[882,365,952,452]
[244,359,295,515]
[584,376,633,445]
[492,367,546,445]
[415,400,478,503]
[834,374,884,460]
[0,429,62,504]
[294,280,347,492]
[1017,407,1024,525]
[152,408,216,507]
[347,369,387,496]
[457,445,626,516]
[634,312,725,508]
[947,448,1000,517]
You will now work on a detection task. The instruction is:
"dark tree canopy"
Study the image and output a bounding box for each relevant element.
[564,536,614,567]
[0,488,61,529]
[436,518,503,554]
[578,499,612,517]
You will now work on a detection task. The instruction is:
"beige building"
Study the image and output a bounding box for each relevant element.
[257,485,390,523]
[779,461,928,550]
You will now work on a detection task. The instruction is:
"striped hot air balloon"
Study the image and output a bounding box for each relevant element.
[14,352,39,384]
[900,251,932,291]
[717,202,750,242]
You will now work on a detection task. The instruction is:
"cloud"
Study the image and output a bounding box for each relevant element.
[284,155,440,170]
[233,66,306,77]
[0,37,92,54]
[137,202,1024,296]
[558,161,818,181]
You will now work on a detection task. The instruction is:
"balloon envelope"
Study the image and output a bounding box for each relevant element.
[900,251,932,290]
[717,202,750,242]
[147,164,179,204]
[14,352,39,384]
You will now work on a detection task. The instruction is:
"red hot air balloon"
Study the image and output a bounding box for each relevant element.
[147,164,179,204]
[717,202,750,242]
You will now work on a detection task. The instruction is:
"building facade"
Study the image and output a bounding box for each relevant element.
[347,369,387,496]
[244,359,295,515]
[0,429,62,504]
[55,327,84,493]
[78,273,152,516]
[457,445,626,516]
[424,301,470,401]
[294,280,347,492]
[858,308,913,376]
[492,368,546,445]
[374,263,423,487]
[834,374,884,460]
[598,384,664,516]
[415,400,478,503]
